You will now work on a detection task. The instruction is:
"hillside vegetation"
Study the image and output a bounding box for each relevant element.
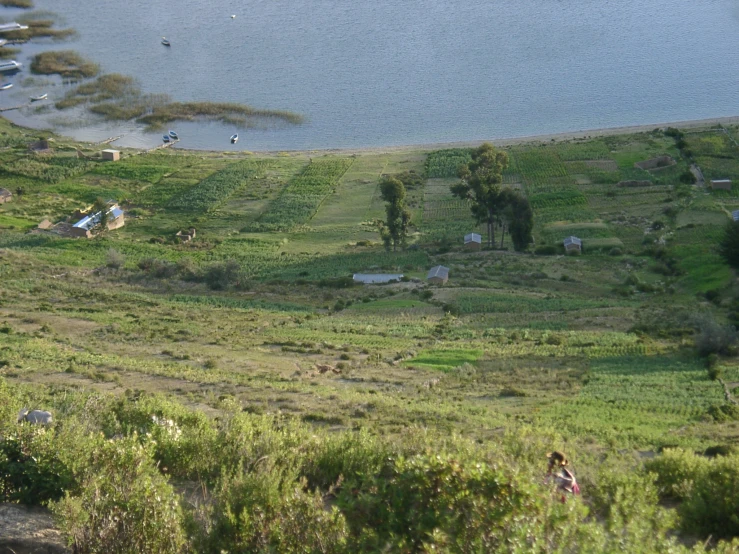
[2,117,739,551]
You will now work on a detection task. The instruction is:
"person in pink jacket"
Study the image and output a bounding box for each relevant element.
[546,451,580,501]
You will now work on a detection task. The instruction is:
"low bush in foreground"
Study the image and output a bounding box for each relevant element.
[1,380,739,552]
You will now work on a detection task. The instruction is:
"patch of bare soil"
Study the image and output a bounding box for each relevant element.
[0,503,69,554]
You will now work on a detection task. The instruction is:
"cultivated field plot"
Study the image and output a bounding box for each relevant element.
[1,116,739,456]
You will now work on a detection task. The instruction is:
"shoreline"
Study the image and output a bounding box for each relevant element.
[4,114,739,155]
[252,115,739,156]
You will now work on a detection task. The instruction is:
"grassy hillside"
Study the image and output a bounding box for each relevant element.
[2,116,739,551]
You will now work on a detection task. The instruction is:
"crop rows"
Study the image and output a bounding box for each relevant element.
[5,158,95,183]
[94,163,171,183]
[511,149,568,188]
[425,148,472,178]
[555,140,612,161]
[528,189,587,209]
[167,159,271,211]
[423,199,470,220]
[247,158,353,231]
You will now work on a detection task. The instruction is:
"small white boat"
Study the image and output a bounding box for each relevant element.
[30,93,47,101]
[161,37,171,46]
[0,60,22,73]
[230,134,238,144]
[168,130,178,140]
[0,39,7,47]
[0,83,12,91]
[162,134,170,143]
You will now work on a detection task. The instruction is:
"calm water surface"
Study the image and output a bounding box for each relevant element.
[1,0,738,150]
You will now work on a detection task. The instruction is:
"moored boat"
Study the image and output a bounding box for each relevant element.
[168,130,178,140]
[30,93,47,101]
[0,39,8,47]
[230,134,238,144]
[0,23,29,34]
[162,134,171,143]
[0,60,22,73]
[0,83,12,91]
[161,37,171,46]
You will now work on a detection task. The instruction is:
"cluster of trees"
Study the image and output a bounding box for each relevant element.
[377,145,533,251]
[452,143,533,251]
[377,175,413,251]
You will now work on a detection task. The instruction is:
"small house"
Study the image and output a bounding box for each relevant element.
[102,149,120,161]
[28,139,51,153]
[464,233,482,250]
[352,273,404,284]
[37,219,53,230]
[563,236,582,254]
[0,188,11,204]
[710,179,732,191]
[71,204,125,238]
[427,265,449,285]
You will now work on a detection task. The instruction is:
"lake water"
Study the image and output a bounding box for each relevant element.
[1,0,739,151]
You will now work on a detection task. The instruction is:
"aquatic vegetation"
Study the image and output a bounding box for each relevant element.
[30,50,99,79]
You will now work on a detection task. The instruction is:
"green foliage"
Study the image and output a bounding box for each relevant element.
[4,157,95,183]
[718,220,739,269]
[0,426,73,504]
[168,159,269,211]
[678,454,739,539]
[199,470,348,553]
[93,163,170,183]
[51,436,186,554]
[529,189,587,209]
[247,158,353,231]
[425,148,472,178]
[451,143,509,246]
[379,176,412,251]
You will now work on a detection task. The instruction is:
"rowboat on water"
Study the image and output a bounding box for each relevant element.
[168,130,178,140]
[30,93,47,101]
[0,83,12,91]
[230,134,238,144]
[162,134,171,143]
[161,37,171,46]
[0,60,22,73]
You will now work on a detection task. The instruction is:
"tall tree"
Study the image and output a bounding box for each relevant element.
[92,197,110,232]
[499,189,534,251]
[379,176,412,251]
[451,143,509,247]
[719,220,739,269]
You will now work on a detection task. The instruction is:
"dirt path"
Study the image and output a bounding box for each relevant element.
[690,163,705,187]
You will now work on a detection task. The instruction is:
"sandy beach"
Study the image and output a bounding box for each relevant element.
[273,115,739,156]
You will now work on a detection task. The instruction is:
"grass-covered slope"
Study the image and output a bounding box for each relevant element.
[3,116,739,549]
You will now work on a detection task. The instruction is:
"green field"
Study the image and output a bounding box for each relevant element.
[3,116,739,551]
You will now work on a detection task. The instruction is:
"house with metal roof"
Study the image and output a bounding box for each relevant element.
[464,233,482,250]
[353,273,404,284]
[70,204,125,238]
[427,265,449,285]
[563,236,582,254]
[710,179,732,191]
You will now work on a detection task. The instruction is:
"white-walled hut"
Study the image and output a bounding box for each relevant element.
[427,265,449,285]
[0,188,11,204]
[464,233,482,250]
[563,236,582,254]
[710,179,732,191]
[353,273,404,284]
[102,149,121,161]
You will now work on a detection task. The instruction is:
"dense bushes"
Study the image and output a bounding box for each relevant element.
[4,379,739,551]
[647,449,739,539]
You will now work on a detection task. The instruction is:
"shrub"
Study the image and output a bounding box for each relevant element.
[51,437,186,554]
[203,260,243,290]
[105,248,125,269]
[679,454,739,538]
[645,448,705,500]
[535,245,559,256]
[693,315,738,357]
[0,426,73,504]
[706,404,739,423]
[198,470,348,553]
